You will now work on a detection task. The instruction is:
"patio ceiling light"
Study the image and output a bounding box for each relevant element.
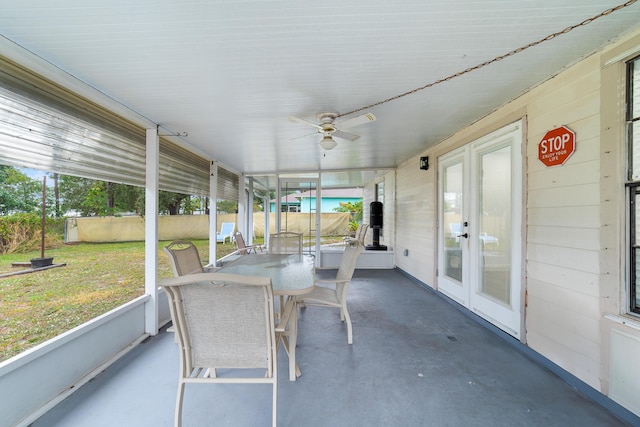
[319,135,338,151]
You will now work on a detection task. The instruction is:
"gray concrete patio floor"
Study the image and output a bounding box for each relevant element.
[32,269,636,426]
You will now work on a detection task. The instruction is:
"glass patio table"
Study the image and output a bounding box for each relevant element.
[217,253,315,381]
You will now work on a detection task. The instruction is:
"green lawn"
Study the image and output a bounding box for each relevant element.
[0,239,236,361]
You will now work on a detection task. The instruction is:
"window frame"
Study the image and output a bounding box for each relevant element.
[626,55,640,315]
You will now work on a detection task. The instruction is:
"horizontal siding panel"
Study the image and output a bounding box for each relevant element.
[528,205,599,228]
[395,159,435,279]
[526,327,600,389]
[528,66,599,122]
[526,54,599,102]
[527,259,599,297]
[528,182,599,208]
[526,303,600,368]
[531,88,599,133]
[528,225,599,252]
[527,242,599,274]
[527,159,599,190]
[527,278,601,323]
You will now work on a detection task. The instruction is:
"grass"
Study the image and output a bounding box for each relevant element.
[0,235,344,362]
[0,239,237,362]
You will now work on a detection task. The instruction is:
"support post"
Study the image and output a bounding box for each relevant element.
[144,128,159,335]
[209,161,219,265]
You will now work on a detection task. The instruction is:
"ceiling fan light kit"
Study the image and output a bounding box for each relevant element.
[289,111,377,151]
[319,135,338,150]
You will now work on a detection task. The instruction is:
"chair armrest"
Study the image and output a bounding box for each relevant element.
[314,278,350,285]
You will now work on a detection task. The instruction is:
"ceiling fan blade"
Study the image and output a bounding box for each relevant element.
[336,112,376,130]
[289,115,322,130]
[333,130,360,142]
[290,131,320,141]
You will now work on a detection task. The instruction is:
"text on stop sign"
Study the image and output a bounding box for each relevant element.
[538,126,575,167]
[540,132,571,154]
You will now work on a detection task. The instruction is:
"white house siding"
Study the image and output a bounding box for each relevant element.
[394,156,436,284]
[393,27,640,414]
[526,56,603,388]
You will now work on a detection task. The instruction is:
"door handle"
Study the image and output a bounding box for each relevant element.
[459,233,469,238]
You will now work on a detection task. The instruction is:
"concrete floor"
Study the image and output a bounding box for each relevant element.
[32,269,636,427]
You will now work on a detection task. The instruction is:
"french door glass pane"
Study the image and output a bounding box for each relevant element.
[633,58,640,118]
[632,122,640,181]
[478,145,512,304]
[634,190,640,311]
[443,162,463,282]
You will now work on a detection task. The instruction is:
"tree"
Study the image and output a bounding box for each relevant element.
[216,199,237,214]
[159,192,190,215]
[334,200,363,233]
[333,200,363,222]
[0,165,41,215]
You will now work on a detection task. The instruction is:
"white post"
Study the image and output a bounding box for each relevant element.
[237,176,246,243]
[144,127,159,335]
[209,161,218,265]
[247,178,254,245]
[264,193,270,247]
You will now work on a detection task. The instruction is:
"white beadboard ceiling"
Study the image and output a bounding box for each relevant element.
[1,1,640,188]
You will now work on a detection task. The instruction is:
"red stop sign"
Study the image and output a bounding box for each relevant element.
[538,126,575,167]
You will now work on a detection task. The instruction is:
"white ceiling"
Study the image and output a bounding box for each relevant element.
[1,1,640,188]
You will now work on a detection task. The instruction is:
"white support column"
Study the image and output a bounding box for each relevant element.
[144,127,159,335]
[264,193,270,247]
[209,161,219,265]
[237,176,246,243]
[247,179,254,245]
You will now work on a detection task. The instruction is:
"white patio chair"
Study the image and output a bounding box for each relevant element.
[298,239,364,344]
[355,223,369,245]
[163,240,205,276]
[269,231,302,254]
[216,222,235,243]
[160,272,278,427]
[344,223,369,246]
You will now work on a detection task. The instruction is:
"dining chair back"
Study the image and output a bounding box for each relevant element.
[163,240,205,277]
[355,223,369,245]
[298,240,364,344]
[234,231,265,255]
[345,223,369,246]
[160,272,278,427]
[269,231,303,254]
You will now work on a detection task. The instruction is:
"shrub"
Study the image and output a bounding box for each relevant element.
[0,214,64,254]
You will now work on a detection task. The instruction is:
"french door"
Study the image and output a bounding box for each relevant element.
[276,176,320,257]
[438,121,523,338]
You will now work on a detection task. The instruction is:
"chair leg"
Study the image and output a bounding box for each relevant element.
[272,381,278,427]
[343,303,353,344]
[175,381,185,427]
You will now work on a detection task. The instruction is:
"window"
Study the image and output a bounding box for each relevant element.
[627,55,640,314]
[375,181,384,204]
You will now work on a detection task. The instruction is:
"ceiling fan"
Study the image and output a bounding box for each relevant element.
[289,112,376,150]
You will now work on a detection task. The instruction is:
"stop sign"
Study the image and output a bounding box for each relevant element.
[538,126,576,167]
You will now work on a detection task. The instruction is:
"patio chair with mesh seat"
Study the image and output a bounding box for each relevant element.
[233,231,265,255]
[269,231,303,254]
[163,240,205,277]
[297,239,364,344]
[160,272,278,427]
